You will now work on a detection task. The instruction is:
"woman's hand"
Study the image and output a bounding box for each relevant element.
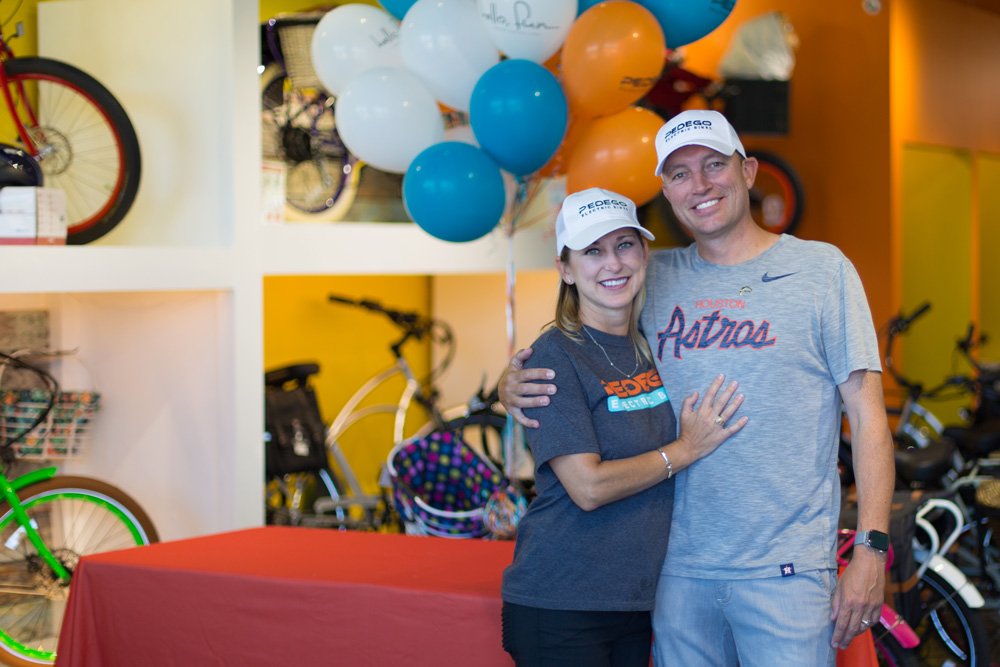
[498,347,556,428]
[675,374,747,461]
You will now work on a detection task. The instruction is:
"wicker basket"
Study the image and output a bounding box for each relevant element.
[276,17,322,90]
[0,388,100,459]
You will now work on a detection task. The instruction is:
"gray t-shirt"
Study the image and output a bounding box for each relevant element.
[641,234,880,579]
[502,325,677,611]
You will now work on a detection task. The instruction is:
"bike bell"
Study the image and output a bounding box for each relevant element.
[0,143,44,188]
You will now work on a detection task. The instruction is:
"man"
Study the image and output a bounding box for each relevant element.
[500,109,894,666]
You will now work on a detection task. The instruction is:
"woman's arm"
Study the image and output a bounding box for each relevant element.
[550,374,747,511]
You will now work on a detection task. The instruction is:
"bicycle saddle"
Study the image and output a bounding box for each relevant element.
[894,437,956,485]
[942,420,1000,459]
[265,362,320,388]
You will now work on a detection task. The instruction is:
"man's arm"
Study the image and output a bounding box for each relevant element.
[497,347,557,428]
[830,369,895,649]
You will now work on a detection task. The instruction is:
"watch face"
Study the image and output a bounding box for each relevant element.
[866,531,890,552]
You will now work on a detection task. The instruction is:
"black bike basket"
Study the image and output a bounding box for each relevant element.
[264,372,329,477]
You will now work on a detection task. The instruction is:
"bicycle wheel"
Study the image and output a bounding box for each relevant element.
[260,63,358,221]
[908,568,991,666]
[872,630,919,667]
[3,57,142,245]
[0,475,158,666]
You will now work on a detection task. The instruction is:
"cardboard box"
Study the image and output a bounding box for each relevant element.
[0,187,68,245]
[261,159,286,224]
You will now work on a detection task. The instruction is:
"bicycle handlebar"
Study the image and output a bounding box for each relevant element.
[888,301,931,335]
[328,294,426,331]
[328,293,456,383]
[884,301,988,401]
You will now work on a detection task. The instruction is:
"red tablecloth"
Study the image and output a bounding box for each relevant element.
[56,527,516,666]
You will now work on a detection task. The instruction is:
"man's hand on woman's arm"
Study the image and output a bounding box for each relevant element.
[498,347,557,428]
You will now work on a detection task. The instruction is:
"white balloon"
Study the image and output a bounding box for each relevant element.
[477,0,577,63]
[310,4,403,95]
[400,0,499,111]
[335,67,445,174]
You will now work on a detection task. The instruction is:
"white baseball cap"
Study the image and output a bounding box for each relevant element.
[653,110,747,177]
[555,187,655,254]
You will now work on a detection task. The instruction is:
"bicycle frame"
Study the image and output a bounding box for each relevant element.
[0,465,70,582]
[0,24,46,157]
[912,498,986,609]
[323,357,433,503]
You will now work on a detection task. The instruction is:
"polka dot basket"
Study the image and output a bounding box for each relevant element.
[387,429,518,538]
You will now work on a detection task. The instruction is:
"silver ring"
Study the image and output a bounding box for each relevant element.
[860,619,872,627]
[714,415,724,425]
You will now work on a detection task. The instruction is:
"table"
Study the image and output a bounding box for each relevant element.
[56,527,516,666]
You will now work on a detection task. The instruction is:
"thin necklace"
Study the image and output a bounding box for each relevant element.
[583,326,641,379]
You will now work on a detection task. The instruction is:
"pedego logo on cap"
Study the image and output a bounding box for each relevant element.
[653,110,746,177]
[555,187,654,254]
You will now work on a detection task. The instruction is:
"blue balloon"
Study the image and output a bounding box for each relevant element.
[378,0,418,21]
[469,59,568,177]
[635,0,735,48]
[577,0,603,15]
[403,142,507,243]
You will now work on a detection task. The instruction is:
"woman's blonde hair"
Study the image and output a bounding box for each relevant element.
[552,239,653,365]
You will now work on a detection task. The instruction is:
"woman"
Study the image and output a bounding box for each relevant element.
[501,187,747,666]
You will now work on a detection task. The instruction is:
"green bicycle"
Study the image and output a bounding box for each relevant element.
[0,350,157,666]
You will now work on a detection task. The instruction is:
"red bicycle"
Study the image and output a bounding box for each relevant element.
[0,9,141,244]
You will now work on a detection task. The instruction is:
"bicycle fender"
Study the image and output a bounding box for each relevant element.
[927,553,986,608]
[878,603,920,649]
[8,466,58,493]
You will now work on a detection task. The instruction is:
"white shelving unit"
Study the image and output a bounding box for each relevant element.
[0,0,553,541]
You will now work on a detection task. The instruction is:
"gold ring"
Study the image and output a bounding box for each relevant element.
[714,415,724,425]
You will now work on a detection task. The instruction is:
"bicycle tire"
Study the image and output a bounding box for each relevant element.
[908,568,991,666]
[3,57,142,245]
[260,63,358,221]
[872,630,919,667]
[0,475,158,666]
[746,150,804,235]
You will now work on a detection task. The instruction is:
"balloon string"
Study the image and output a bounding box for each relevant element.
[502,176,530,479]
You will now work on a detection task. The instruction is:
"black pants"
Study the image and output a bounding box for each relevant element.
[501,601,652,667]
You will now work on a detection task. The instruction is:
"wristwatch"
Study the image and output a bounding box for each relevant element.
[854,530,890,554]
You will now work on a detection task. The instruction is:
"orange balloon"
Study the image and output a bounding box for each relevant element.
[561,2,667,119]
[538,114,591,178]
[565,105,665,206]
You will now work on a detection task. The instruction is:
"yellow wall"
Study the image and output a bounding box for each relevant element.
[980,154,1000,361]
[899,146,974,419]
[891,0,1000,398]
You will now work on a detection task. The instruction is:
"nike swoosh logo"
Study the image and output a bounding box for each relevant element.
[761,272,797,283]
